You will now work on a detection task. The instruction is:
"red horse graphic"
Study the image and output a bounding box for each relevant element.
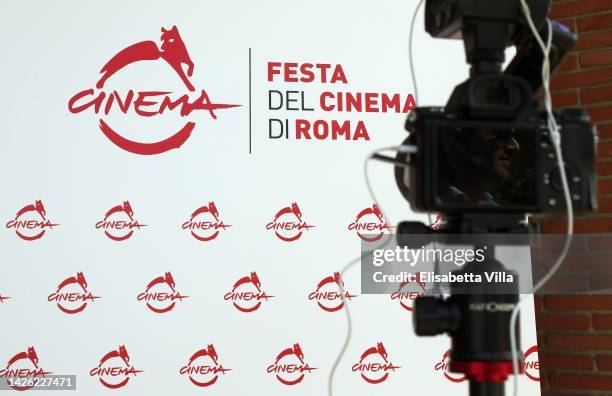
[163,272,176,291]
[8,347,39,369]
[97,26,195,91]
[275,343,305,365]
[33,200,46,219]
[99,345,131,368]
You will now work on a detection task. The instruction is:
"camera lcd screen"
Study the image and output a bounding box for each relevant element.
[432,124,538,211]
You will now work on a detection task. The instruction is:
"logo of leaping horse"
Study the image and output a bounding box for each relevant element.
[268,343,317,385]
[96,26,195,92]
[224,271,274,313]
[138,272,189,313]
[2,347,52,391]
[349,203,391,241]
[352,342,400,384]
[68,26,240,155]
[96,200,146,241]
[182,344,231,387]
[183,201,232,242]
[5,200,59,241]
[93,345,143,389]
[266,202,315,242]
[48,272,101,314]
[309,272,358,312]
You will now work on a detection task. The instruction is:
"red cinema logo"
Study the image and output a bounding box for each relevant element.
[434,349,466,383]
[308,272,357,312]
[68,26,239,155]
[522,345,539,382]
[47,272,101,314]
[180,344,231,387]
[266,202,314,242]
[390,276,426,312]
[5,200,59,241]
[182,202,231,241]
[90,345,143,389]
[267,343,317,385]
[224,272,273,313]
[137,272,189,313]
[352,342,400,384]
[95,201,146,241]
[0,347,52,391]
[348,204,391,241]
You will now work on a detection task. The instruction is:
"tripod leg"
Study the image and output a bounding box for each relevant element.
[469,381,505,396]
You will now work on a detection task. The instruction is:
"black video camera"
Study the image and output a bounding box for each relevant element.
[390,1,599,394]
[395,0,597,215]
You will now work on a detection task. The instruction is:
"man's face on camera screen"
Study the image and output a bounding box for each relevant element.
[435,126,535,207]
[478,129,521,180]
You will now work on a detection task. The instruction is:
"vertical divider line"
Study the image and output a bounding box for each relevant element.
[249,47,252,154]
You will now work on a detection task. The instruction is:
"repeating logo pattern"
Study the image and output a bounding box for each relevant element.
[0,270,541,388]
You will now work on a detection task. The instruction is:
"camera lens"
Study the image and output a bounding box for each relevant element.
[413,296,460,336]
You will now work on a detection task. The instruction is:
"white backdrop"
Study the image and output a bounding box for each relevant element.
[0,0,540,395]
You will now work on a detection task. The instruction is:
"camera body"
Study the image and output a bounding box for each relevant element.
[396,106,597,214]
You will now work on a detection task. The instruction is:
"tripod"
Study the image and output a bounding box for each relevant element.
[401,213,535,396]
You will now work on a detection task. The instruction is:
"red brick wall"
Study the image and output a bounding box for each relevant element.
[536,1,612,394]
